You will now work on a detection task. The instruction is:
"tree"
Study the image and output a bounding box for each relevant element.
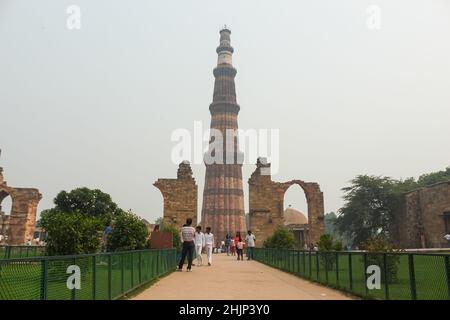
[317,234,342,271]
[40,210,102,256]
[335,175,399,247]
[107,211,149,251]
[417,166,450,187]
[53,187,121,224]
[163,224,182,251]
[263,228,296,249]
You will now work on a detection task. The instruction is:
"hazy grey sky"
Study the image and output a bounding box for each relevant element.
[1,0,449,222]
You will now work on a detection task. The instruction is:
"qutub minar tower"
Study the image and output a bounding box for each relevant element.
[201,28,246,245]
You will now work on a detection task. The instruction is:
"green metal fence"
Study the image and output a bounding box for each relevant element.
[254,248,450,300]
[1,246,46,260]
[0,248,177,300]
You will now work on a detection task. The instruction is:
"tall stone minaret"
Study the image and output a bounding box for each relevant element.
[201,28,246,245]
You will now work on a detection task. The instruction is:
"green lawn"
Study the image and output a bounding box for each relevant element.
[255,250,450,300]
[0,250,175,300]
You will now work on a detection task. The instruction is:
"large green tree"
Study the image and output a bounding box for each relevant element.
[53,187,121,224]
[335,175,399,247]
[107,211,149,251]
[40,188,125,255]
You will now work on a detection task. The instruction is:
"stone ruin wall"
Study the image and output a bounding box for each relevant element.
[397,181,450,248]
[0,167,42,245]
[154,162,198,229]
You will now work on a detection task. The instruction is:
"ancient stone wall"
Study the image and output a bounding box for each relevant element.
[248,158,325,247]
[397,181,450,248]
[0,167,42,245]
[154,162,198,229]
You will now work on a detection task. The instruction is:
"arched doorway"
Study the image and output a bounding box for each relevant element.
[283,184,309,247]
[0,190,13,243]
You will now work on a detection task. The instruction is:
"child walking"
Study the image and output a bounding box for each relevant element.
[236,237,244,261]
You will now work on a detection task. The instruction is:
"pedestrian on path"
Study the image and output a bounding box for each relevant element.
[234,232,240,251]
[204,227,215,266]
[236,236,245,261]
[245,230,256,260]
[194,226,205,266]
[177,218,196,272]
[230,237,236,256]
[225,234,231,256]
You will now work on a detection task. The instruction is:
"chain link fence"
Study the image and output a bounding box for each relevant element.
[254,248,450,300]
[1,246,46,260]
[0,248,176,300]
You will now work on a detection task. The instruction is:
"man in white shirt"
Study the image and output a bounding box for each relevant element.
[204,227,214,266]
[245,230,256,260]
[177,218,196,272]
[194,226,205,266]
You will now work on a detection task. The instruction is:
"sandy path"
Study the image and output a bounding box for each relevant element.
[132,253,352,300]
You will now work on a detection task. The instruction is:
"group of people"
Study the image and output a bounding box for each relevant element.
[223,232,255,261]
[177,218,257,272]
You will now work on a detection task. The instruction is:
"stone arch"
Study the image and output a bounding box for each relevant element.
[0,168,42,245]
[248,158,324,247]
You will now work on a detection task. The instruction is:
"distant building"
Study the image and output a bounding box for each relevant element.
[284,206,309,247]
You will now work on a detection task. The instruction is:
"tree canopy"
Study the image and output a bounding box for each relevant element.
[335,165,450,247]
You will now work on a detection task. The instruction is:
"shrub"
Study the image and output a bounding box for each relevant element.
[318,234,343,271]
[263,228,296,249]
[107,211,149,251]
[365,235,400,283]
[40,210,103,256]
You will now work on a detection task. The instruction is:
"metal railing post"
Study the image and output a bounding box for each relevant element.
[349,253,353,291]
[121,254,124,294]
[72,257,76,300]
[92,255,96,300]
[108,254,112,300]
[131,253,134,288]
[308,251,312,278]
[445,255,450,300]
[383,253,389,300]
[139,251,142,284]
[40,258,48,300]
[364,253,368,297]
[316,252,319,280]
[336,252,339,286]
[408,254,417,300]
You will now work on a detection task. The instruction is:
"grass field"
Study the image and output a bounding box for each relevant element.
[0,249,176,300]
[254,249,450,300]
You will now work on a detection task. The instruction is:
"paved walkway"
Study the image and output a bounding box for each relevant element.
[132,254,352,300]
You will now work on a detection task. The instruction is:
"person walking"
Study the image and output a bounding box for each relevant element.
[177,218,196,272]
[230,237,236,256]
[204,227,214,266]
[245,230,256,260]
[236,236,245,261]
[194,226,205,266]
[225,234,231,256]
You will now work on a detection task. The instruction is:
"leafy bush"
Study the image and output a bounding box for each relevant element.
[107,211,149,251]
[263,228,296,249]
[40,210,103,256]
[318,234,342,271]
[365,235,400,283]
